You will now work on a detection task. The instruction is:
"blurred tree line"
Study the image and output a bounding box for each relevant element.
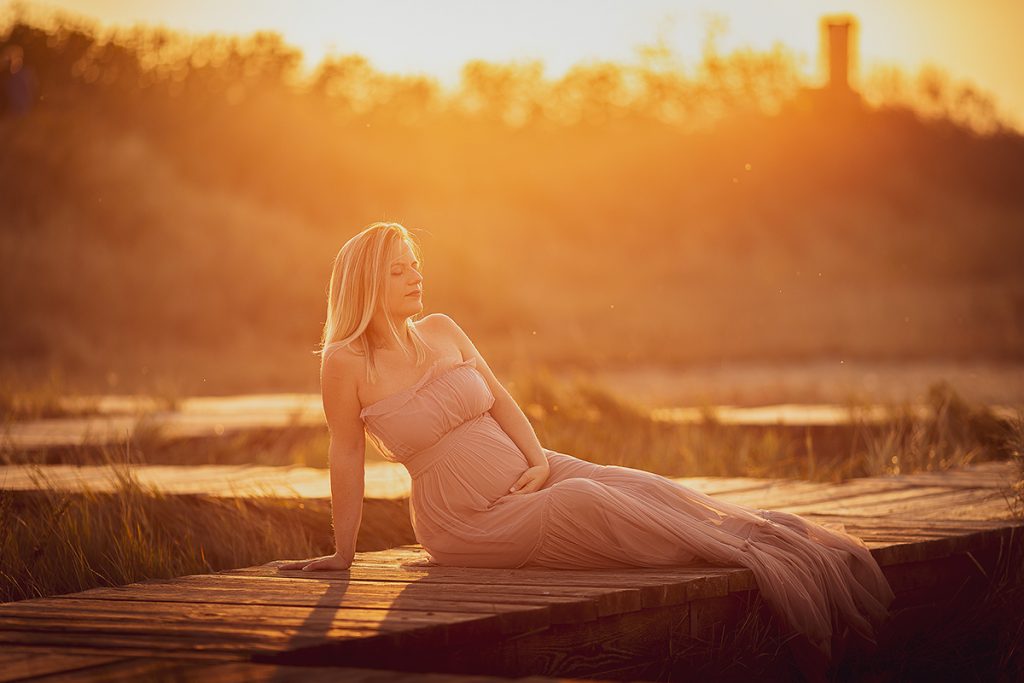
[1,12,1022,393]
[2,13,1017,226]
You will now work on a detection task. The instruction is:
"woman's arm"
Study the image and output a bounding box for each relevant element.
[434,314,550,492]
[325,436,365,563]
[279,349,365,570]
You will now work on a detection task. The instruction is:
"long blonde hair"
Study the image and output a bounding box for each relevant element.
[318,222,431,383]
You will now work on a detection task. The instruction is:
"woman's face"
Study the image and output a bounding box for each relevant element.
[384,239,424,319]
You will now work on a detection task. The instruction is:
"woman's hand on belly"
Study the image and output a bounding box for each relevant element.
[509,463,551,495]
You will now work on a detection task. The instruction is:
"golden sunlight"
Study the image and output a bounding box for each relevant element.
[3,1,1024,677]
[22,0,1024,129]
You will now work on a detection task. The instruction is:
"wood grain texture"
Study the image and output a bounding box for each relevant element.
[1,461,1020,679]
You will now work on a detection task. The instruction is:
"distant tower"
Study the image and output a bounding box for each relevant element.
[782,15,864,117]
[828,21,850,90]
[781,13,864,116]
[819,14,859,93]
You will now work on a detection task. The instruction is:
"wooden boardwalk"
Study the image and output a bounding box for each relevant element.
[0,462,412,500]
[0,461,1020,681]
[9,398,1013,451]
[2,458,1019,516]
[0,649,591,682]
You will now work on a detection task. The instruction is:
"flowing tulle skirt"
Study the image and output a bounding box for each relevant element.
[405,413,895,661]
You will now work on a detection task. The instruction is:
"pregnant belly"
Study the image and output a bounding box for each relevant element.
[411,413,530,511]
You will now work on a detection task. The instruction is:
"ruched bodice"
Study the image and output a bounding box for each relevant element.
[338,349,893,663]
[361,357,494,464]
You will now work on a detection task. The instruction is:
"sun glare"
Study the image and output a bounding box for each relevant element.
[14,0,1021,128]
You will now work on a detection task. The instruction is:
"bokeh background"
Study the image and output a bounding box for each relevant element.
[4,13,1024,667]
[2,1,1022,406]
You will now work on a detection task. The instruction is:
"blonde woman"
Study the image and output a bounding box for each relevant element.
[279,221,894,666]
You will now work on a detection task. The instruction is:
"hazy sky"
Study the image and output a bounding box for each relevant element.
[17,0,1024,128]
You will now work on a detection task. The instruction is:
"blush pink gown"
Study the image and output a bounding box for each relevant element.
[353,354,895,660]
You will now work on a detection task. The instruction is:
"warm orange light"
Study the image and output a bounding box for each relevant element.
[13,0,1023,129]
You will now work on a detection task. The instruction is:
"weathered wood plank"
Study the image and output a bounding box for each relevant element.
[22,398,1010,451]
[668,478,792,497]
[0,648,124,682]
[0,463,410,501]
[0,652,215,683]
[26,597,547,642]
[717,481,947,510]
[193,661,607,683]
[0,628,290,658]
[4,461,1015,520]
[184,570,648,618]
[871,525,1021,566]
[0,592,536,664]
[273,596,691,681]
[776,487,1011,518]
[0,597,521,639]
[1,461,1019,678]
[704,462,1018,511]
[224,563,693,610]
[190,661,605,683]
[56,578,603,625]
[0,619,496,663]
[0,645,641,683]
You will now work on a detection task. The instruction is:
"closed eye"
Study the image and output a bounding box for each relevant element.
[392,262,421,275]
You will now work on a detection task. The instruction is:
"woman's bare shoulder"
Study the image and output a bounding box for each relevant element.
[321,342,364,380]
[416,312,452,327]
[416,313,467,343]
[417,312,462,333]
[417,313,480,360]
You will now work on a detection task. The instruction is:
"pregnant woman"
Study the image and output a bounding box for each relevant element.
[280,221,895,668]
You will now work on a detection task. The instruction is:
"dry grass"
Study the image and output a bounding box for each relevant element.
[0,446,412,603]
[2,373,1020,607]
[1,421,342,469]
[652,554,1024,682]
[1,14,1021,677]
[1008,413,1024,518]
[835,544,1024,682]
[656,594,799,682]
[509,372,1022,484]
[0,368,101,421]
[3,371,1019,485]
[0,470,318,602]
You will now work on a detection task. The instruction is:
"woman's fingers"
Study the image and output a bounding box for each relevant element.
[304,557,334,570]
[400,557,438,567]
[509,463,554,495]
[277,554,352,572]
[279,555,327,570]
[512,470,536,492]
[308,554,353,571]
[278,560,310,570]
[511,473,545,495]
